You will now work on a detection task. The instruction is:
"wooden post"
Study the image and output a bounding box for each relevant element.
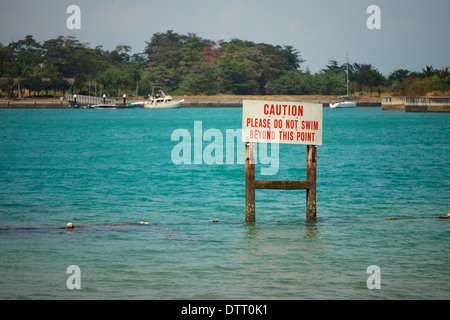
[245,144,317,222]
[245,142,255,221]
[306,145,317,220]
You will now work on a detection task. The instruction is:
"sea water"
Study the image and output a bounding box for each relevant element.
[0,107,448,299]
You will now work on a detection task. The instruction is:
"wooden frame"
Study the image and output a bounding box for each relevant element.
[245,143,317,221]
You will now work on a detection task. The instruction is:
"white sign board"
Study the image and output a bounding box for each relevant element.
[242,100,323,145]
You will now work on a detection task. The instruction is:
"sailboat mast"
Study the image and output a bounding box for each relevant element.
[346,52,349,97]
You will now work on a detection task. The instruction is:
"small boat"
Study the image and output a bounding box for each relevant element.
[128,101,145,108]
[91,103,138,109]
[330,52,357,108]
[330,96,357,108]
[142,90,184,109]
[91,104,118,109]
[91,103,125,109]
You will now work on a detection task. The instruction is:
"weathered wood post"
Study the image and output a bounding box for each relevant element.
[306,145,317,220]
[245,142,256,221]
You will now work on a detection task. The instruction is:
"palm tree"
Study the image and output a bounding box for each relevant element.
[422,65,435,77]
[438,66,449,85]
[13,63,29,98]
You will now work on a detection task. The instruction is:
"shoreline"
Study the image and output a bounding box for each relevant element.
[1,95,449,111]
[0,100,381,108]
[0,100,69,108]
[0,95,382,109]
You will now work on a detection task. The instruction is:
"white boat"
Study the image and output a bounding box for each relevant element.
[142,90,184,109]
[330,52,357,108]
[127,101,146,108]
[91,104,119,109]
[330,96,357,108]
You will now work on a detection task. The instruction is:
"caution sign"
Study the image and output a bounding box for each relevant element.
[242,100,323,145]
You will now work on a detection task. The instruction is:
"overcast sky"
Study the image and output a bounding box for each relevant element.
[0,0,448,75]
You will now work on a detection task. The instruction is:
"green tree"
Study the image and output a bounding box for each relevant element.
[251,43,288,94]
[144,30,185,68]
[110,44,131,64]
[42,36,81,78]
[179,63,217,95]
[217,40,288,94]
[42,36,108,89]
[217,55,257,94]
[312,70,347,95]
[0,43,6,76]
[51,75,70,96]
[2,35,43,96]
[322,60,345,74]
[438,66,449,85]
[422,65,436,77]
[23,75,43,95]
[272,70,313,95]
[141,64,180,93]
[366,69,385,96]
[279,45,304,70]
[5,35,43,70]
[351,67,385,96]
[388,69,410,81]
[350,63,375,94]
[12,63,30,96]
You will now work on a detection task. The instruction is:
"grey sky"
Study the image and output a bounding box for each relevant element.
[0,0,448,75]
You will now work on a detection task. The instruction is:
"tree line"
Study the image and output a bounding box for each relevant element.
[0,31,448,98]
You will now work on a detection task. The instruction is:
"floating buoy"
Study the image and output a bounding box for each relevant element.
[210,219,219,223]
[66,222,74,229]
[139,221,149,225]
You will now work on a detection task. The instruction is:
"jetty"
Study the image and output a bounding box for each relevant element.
[0,99,70,108]
[381,96,450,112]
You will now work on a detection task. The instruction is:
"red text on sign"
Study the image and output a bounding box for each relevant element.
[264,104,303,116]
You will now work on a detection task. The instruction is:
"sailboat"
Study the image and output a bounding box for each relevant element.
[329,53,357,108]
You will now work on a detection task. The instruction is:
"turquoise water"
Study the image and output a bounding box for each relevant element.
[0,107,448,299]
